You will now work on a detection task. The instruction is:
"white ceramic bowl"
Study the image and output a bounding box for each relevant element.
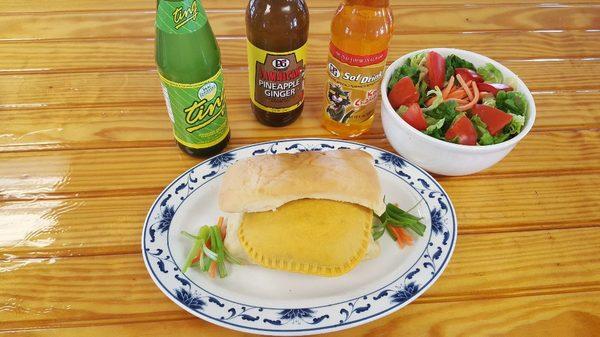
[380,48,536,176]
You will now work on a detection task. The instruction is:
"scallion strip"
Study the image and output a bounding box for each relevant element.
[180,230,199,240]
[372,227,385,240]
[202,244,218,261]
[201,253,211,271]
[210,225,227,278]
[385,224,398,240]
[386,204,422,221]
[225,249,243,265]
[182,226,209,273]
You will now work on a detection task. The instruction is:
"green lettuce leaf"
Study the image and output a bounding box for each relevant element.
[471,115,495,145]
[422,86,444,112]
[424,100,459,130]
[481,95,496,107]
[387,52,426,92]
[416,80,428,106]
[410,52,427,68]
[505,113,525,135]
[471,115,516,145]
[445,54,476,81]
[496,91,528,116]
[423,117,446,140]
[477,63,503,83]
[396,105,408,116]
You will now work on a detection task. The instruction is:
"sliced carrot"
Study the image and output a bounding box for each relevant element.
[447,89,466,99]
[387,225,401,246]
[456,74,473,101]
[390,226,408,248]
[397,228,414,245]
[220,220,227,240]
[457,81,480,112]
[191,248,203,265]
[442,76,455,99]
[193,233,211,265]
[208,261,217,278]
[426,96,437,106]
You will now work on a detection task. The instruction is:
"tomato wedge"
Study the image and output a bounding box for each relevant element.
[426,51,446,89]
[445,115,477,145]
[388,77,419,109]
[400,103,427,131]
[471,104,513,135]
[476,82,513,96]
[455,68,484,83]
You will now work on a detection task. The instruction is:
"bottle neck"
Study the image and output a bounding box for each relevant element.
[344,0,389,7]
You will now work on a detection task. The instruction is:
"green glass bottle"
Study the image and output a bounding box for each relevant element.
[155,0,230,157]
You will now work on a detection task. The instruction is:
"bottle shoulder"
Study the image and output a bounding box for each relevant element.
[155,27,222,83]
[246,0,309,51]
[330,5,393,54]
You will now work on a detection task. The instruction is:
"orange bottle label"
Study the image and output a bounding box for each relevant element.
[323,43,387,124]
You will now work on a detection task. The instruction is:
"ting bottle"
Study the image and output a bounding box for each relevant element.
[156,0,230,156]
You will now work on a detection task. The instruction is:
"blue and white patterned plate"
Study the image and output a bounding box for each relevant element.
[142,138,457,335]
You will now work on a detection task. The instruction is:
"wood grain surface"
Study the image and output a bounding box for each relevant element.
[0,0,599,336]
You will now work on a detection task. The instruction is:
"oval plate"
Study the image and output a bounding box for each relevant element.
[142,138,457,335]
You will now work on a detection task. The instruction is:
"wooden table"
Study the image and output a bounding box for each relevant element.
[1,1,599,336]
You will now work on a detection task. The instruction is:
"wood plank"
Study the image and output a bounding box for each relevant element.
[0,196,154,258]
[0,166,598,259]
[2,0,595,13]
[3,31,600,74]
[0,227,599,331]
[1,5,598,41]
[0,139,599,198]
[0,196,151,258]
[2,167,599,258]
[1,60,598,109]
[0,31,600,74]
[0,90,598,152]
[5,290,600,336]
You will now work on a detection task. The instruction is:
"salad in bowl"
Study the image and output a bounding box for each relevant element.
[386,51,528,146]
[380,48,535,176]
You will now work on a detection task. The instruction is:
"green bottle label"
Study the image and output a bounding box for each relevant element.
[155,0,207,34]
[159,68,230,149]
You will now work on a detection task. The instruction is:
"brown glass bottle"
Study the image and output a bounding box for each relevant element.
[246,0,309,127]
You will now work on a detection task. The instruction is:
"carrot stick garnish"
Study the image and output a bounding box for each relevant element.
[447,89,466,100]
[456,74,473,101]
[426,96,437,107]
[191,248,204,265]
[394,227,413,245]
[390,226,409,248]
[208,261,217,278]
[396,228,414,245]
[442,76,455,99]
[220,219,227,240]
[457,81,480,112]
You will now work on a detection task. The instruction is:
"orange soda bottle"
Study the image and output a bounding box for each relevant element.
[322,0,393,137]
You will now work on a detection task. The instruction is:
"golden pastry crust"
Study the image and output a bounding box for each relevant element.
[237,199,372,276]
